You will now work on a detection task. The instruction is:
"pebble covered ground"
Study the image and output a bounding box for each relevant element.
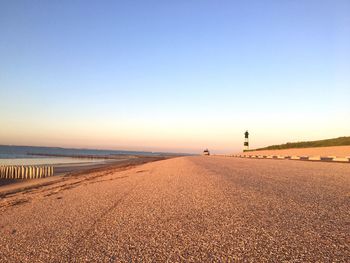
[0,156,349,262]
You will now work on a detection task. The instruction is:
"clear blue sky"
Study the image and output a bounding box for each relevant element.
[1,0,349,153]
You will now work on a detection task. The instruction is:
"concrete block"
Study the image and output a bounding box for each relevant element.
[309,156,321,161]
[320,157,333,162]
[332,157,349,162]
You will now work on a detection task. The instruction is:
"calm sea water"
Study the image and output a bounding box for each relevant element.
[0,145,166,165]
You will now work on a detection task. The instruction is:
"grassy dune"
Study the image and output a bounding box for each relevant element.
[247,136,350,152]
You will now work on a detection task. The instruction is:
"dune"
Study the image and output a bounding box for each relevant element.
[240,145,350,157]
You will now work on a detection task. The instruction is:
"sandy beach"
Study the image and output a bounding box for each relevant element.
[0,156,170,194]
[0,156,349,262]
[240,145,350,157]
[2,0,349,261]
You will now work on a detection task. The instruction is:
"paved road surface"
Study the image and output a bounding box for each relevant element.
[0,156,349,262]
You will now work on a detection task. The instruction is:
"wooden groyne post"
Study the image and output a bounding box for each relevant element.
[0,165,54,179]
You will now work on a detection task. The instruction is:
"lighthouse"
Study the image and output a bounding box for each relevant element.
[244,130,249,151]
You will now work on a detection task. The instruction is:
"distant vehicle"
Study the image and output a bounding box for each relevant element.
[203,149,210,156]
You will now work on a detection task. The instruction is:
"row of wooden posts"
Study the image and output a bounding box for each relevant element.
[0,165,54,179]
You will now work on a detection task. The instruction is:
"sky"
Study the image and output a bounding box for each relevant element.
[0,0,349,154]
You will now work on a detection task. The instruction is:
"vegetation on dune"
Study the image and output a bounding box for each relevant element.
[246,136,350,152]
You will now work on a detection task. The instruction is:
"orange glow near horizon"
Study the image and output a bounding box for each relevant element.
[1,110,349,154]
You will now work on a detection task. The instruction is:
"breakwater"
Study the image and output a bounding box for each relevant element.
[0,165,54,179]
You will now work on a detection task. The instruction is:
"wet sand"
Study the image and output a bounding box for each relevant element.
[0,156,170,194]
[0,156,349,261]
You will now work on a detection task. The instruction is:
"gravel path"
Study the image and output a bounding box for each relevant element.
[0,156,349,262]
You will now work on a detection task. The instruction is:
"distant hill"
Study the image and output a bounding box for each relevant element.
[248,136,350,151]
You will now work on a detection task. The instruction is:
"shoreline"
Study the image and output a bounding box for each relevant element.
[0,155,173,196]
[26,152,142,159]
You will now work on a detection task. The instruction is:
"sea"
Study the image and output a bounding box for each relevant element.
[0,145,167,166]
